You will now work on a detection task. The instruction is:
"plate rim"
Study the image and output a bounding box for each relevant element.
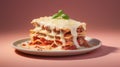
[12,37,102,53]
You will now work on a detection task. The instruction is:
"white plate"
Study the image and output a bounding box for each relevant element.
[12,37,101,56]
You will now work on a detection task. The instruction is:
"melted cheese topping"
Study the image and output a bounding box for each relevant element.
[31,16,86,48]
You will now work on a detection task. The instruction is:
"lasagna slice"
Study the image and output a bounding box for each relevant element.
[22,10,89,50]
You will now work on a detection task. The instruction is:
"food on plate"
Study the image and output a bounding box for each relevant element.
[21,10,89,51]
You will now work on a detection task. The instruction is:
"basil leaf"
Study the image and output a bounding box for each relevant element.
[52,13,59,19]
[61,14,69,19]
[52,10,69,19]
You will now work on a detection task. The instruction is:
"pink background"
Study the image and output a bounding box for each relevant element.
[0,0,120,67]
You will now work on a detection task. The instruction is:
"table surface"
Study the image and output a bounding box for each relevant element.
[0,0,120,67]
[0,30,120,67]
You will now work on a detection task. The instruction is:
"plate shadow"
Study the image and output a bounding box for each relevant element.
[15,45,119,60]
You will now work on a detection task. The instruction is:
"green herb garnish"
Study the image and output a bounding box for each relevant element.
[52,10,69,19]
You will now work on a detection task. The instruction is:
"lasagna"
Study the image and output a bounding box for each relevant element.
[21,10,89,51]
